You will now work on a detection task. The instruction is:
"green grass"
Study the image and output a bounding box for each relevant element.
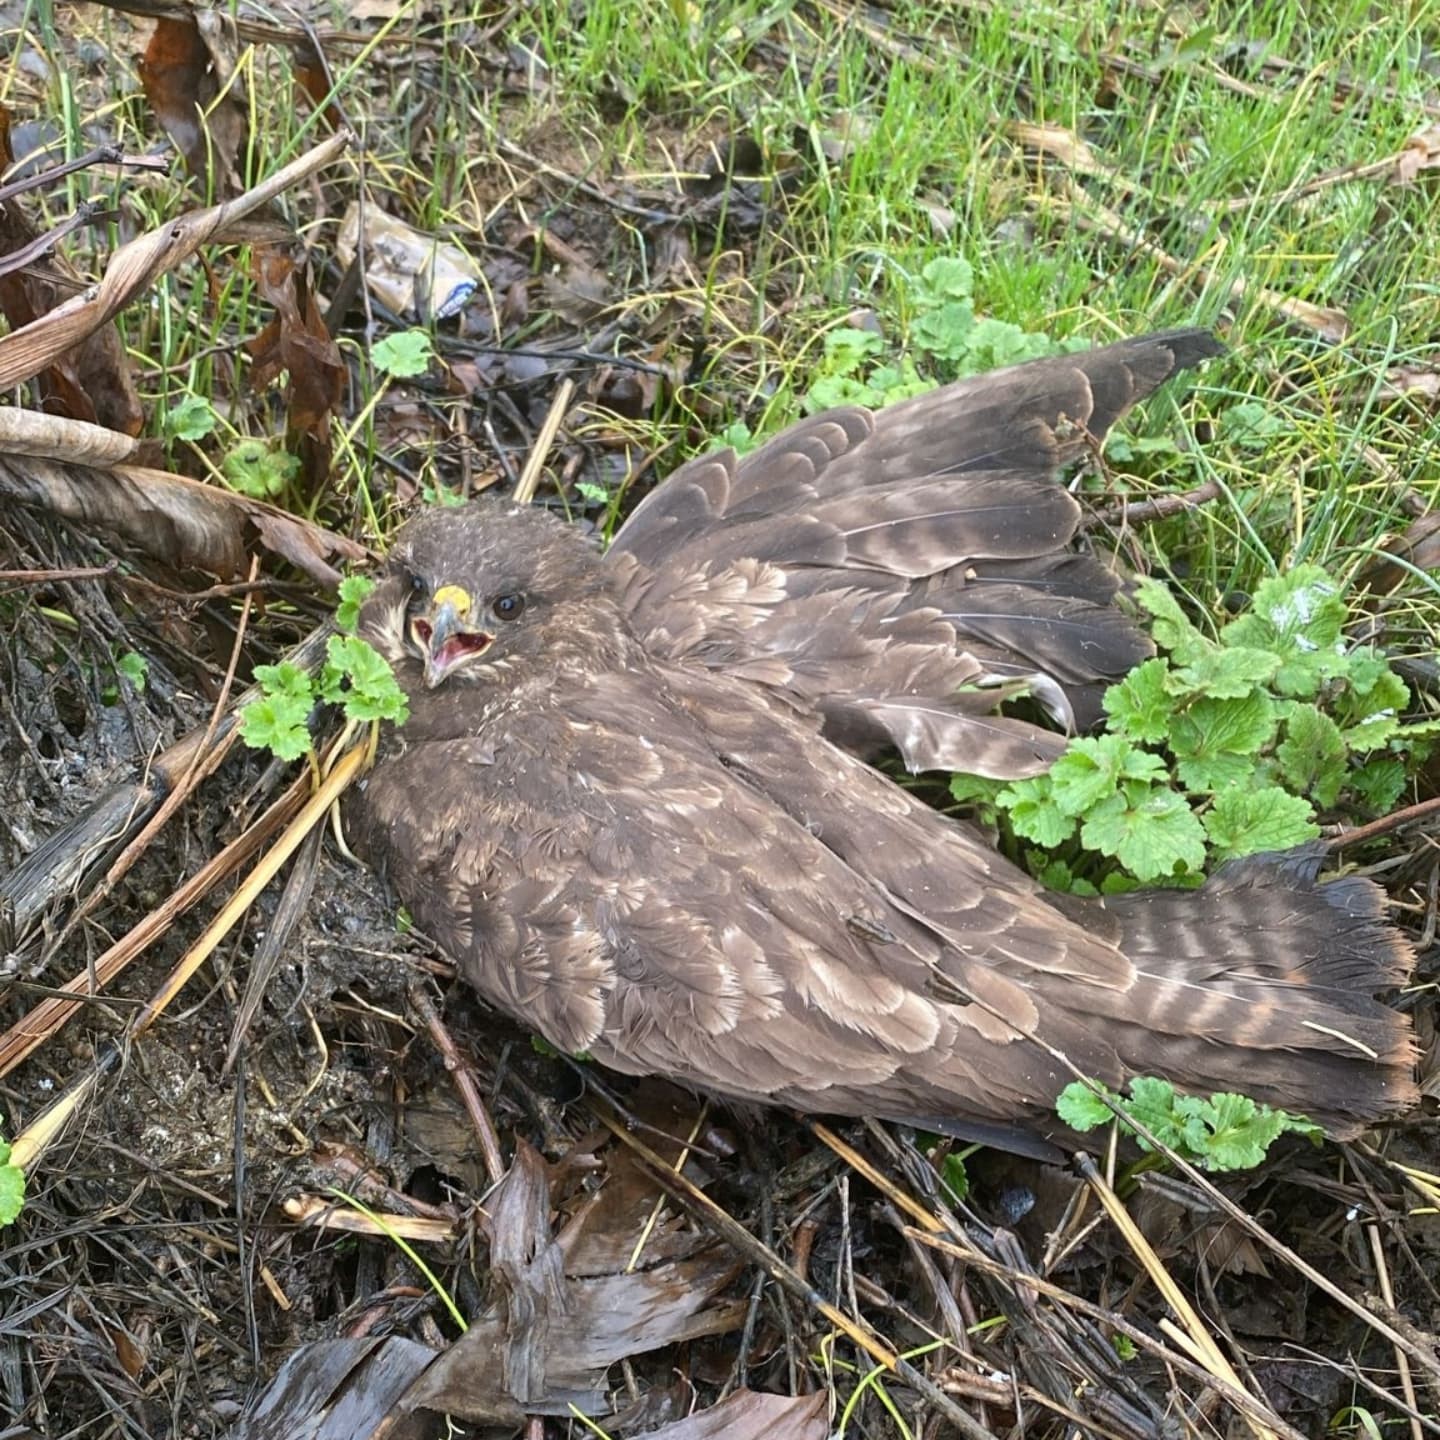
[29,4,1435,564]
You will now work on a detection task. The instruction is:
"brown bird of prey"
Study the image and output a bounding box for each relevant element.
[349,329,1416,1154]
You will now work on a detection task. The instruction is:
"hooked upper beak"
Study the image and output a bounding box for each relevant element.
[411,584,493,688]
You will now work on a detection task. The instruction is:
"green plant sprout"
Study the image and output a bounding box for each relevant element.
[238,575,408,776]
[952,564,1438,892]
[1057,1076,1322,1173]
[802,258,1067,419]
[0,1133,24,1225]
[220,437,302,500]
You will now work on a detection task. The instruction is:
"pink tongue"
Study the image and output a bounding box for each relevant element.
[437,633,490,666]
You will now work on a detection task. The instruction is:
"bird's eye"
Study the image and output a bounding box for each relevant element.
[409,572,427,595]
[492,593,525,621]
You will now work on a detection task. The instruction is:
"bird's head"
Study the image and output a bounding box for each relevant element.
[357,501,624,691]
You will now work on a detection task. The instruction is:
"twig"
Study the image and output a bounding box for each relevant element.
[513,376,575,504]
[0,563,117,585]
[0,143,167,205]
[586,1099,1015,1440]
[1328,794,1440,850]
[1085,480,1222,529]
[0,200,110,282]
[587,1099,898,1368]
[1077,1153,1280,1440]
[0,779,305,1078]
[1368,1224,1424,1440]
[63,556,260,950]
[406,979,506,1187]
[129,738,370,1037]
[906,1227,1312,1440]
[1054,177,1350,342]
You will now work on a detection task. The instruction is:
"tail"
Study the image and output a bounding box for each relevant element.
[1089,845,1416,1136]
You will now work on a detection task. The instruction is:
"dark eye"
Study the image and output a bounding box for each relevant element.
[409,572,426,595]
[492,593,525,621]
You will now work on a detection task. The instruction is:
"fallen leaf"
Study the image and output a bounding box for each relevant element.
[138,11,248,195]
[248,246,347,492]
[540,261,611,324]
[0,453,365,586]
[291,38,344,131]
[398,1141,744,1424]
[1358,511,1440,596]
[636,1390,829,1440]
[1378,363,1440,404]
[226,1336,439,1440]
[0,105,142,433]
[0,133,350,394]
[1394,122,1440,186]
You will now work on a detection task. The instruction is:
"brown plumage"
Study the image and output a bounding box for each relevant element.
[348,331,1416,1155]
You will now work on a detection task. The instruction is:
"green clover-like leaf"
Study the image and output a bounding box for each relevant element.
[0,1163,23,1225]
[334,575,376,634]
[1170,646,1279,700]
[1201,785,1318,861]
[1080,783,1206,880]
[1103,659,1173,743]
[1170,692,1277,793]
[1056,1081,1116,1132]
[165,392,219,442]
[326,635,410,726]
[221,439,300,499]
[1134,581,1212,665]
[997,776,1076,846]
[1276,703,1347,807]
[372,329,435,379]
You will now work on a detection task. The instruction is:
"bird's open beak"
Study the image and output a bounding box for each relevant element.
[410,583,494,688]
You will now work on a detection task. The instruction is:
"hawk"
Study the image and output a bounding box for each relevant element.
[348,330,1416,1153]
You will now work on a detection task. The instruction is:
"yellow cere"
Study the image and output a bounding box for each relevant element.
[433,584,472,617]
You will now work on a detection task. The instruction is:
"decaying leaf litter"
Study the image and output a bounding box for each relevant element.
[0,2,1436,1437]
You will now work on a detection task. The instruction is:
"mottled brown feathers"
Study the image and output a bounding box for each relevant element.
[348,331,1416,1154]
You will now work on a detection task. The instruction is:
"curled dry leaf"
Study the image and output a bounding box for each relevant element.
[0,131,351,395]
[1394,122,1440,186]
[0,406,142,465]
[226,1336,439,1440]
[138,10,249,196]
[0,105,142,434]
[1009,119,1125,188]
[398,1142,745,1424]
[540,260,611,324]
[637,1390,829,1440]
[0,454,366,586]
[1358,511,1440,596]
[247,245,347,490]
[1379,363,1440,404]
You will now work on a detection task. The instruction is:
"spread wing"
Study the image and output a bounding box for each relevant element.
[608,329,1224,779]
[347,658,1413,1150]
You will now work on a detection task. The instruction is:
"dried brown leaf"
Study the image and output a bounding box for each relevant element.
[399,1142,744,1424]
[637,1390,829,1440]
[1359,512,1440,596]
[0,406,142,464]
[540,261,611,324]
[0,106,143,433]
[247,245,347,490]
[292,39,344,131]
[0,131,350,394]
[1394,122,1440,186]
[1379,363,1440,404]
[227,1336,438,1440]
[0,454,365,585]
[138,11,248,195]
